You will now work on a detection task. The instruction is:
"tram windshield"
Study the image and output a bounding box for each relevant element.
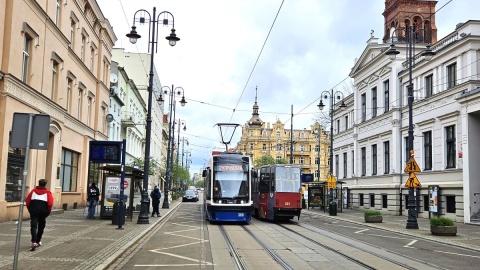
[213,165,249,199]
[275,166,301,192]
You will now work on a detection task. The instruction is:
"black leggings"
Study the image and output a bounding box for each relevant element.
[30,215,46,243]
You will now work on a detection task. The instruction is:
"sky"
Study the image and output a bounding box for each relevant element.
[97,0,479,177]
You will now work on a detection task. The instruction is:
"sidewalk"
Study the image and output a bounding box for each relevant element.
[304,207,480,252]
[0,201,181,270]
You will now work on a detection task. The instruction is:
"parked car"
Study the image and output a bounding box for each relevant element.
[182,190,198,202]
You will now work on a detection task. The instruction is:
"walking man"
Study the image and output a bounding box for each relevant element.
[150,186,162,217]
[26,179,54,250]
[87,182,100,219]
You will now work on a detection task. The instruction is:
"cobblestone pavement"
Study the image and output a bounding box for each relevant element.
[304,207,480,252]
[0,201,181,270]
[1,203,478,270]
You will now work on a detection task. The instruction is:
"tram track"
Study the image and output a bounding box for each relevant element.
[278,220,441,270]
[219,225,249,270]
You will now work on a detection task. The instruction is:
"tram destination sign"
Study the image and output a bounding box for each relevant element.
[218,165,243,171]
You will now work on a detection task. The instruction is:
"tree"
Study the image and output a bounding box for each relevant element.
[254,155,285,167]
[128,157,160,175]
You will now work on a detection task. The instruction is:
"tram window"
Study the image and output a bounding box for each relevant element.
[259,168,270,192]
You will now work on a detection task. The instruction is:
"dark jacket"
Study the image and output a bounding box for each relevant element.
[26,186,54,217]
[87,185,100,201]
[150,188,162,204]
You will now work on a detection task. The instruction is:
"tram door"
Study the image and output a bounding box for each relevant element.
[258,166,272,219]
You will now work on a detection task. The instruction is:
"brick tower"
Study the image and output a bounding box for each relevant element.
[382,0,438,44]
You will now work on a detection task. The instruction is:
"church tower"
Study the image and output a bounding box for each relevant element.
[382,0,438,44]
[247,86,263,127]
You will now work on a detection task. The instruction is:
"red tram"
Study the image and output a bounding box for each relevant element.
[252,164,302,221]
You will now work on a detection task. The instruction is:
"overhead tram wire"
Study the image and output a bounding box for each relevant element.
[219,0,284,141]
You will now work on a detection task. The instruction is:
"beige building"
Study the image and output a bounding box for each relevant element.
[236,93,331,181]
[0,0,116,221]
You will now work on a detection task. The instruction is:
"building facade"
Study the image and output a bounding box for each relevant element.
[236,92,331,181]
[334,0,480,223]
[0,0,116,221]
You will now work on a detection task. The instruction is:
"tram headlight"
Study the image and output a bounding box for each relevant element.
[240,200,244,204]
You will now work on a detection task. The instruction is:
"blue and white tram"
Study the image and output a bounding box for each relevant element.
[202,152,254,222]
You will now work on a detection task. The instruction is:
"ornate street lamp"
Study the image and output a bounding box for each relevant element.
[126,7,180,224]
[318,89,346,216]
[385,25,435,229]
[158,86,186,208]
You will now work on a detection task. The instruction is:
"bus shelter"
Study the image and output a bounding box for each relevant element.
[305,181,344,213]
[97,165,143,221]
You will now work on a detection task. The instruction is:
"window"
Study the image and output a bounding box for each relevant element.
[60,148,79,192]
[81,35,86,61]
[344,115,348,130]
[70,19,75,48]
[335,155,339,177]
[446,195,456,213]
[382,194,387,208]
[372,144,377,175]
[250,143,253,150]
[447,63,457,89]
[22,35,32,83]
[425,74,433,97]
[336,119,340,133]
[372,87,377,117]
[276,131,280,138]
[370,194,375,207]
[90,46,95,71]
[66,78,73,113]
[262,131,267,137]
[315,156,319,165]
[276,156,282,163]
[423,131,432,170]
[315,144,319,152]
[77,88,84,118]
[262,144,266,150]
[51,61,59,100]
[423,195,429,212]
[361,147,366,176]
[100,106,106,134]
[359,193,364,206]
[405,137,409,163]
[87,96,92,126]
[351,150,354,176]
[384,141,390,174]
[361,93,366,122]
[343,152,347,178]
[446,126,456,168]
[300,145,305,152]
[383,80,389,112]
[55,0,61,26]
[300,157,305,164]
[276,144,281,151]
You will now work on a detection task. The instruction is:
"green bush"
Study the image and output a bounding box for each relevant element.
[430,217,454,226]
[364,210,382,216]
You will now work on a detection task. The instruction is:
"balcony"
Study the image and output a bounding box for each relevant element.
[122,114,136,127]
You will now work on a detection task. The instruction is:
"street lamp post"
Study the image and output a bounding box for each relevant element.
[126,7,180,224]
[176,120,187,164]
[158,86,187,208]
[385,25,435,229]
[316,127,321,182]
[318,89,346,216]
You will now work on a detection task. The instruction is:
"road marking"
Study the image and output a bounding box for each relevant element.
[367,234,410,240]
[403,240,417,248]
[146,251,215,265]
[434,250,480,258]
[355,229,369,234]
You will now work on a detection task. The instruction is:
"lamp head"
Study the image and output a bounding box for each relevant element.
[126,26,141,44]
[157,94,164,103]
[317,100,325,110]
[166,28,180,46]
[422,44,435,61]
[180,96,187,106]
[385,43,400,60]
[339,101,347,109]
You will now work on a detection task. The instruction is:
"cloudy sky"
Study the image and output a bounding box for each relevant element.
[97,0,478,176]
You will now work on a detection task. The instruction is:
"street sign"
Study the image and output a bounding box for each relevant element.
[404,156,421,173]
[327,174,336,188]
[405,172,422,187]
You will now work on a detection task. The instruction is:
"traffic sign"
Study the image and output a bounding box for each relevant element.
[405,172,422,187]
[327,174,336,188]
[404,156,421,173]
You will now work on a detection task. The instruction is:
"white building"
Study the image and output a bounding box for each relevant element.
[334,0,480,223]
